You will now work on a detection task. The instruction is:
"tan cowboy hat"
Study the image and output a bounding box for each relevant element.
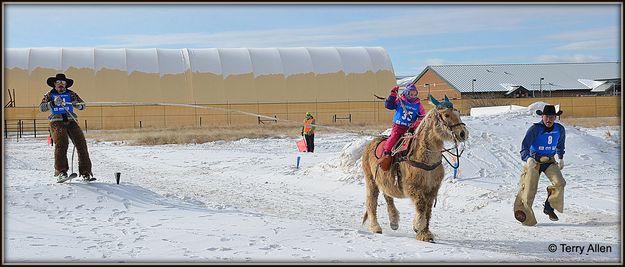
[46,73,74,88]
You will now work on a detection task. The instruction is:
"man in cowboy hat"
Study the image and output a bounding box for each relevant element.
[514,104,566,226]
[39,73,95,182]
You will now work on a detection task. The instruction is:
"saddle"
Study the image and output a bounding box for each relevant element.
[373,134,414,188]
[375,133,413,160]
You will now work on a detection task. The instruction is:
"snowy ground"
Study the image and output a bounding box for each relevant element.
[3,104,621,263]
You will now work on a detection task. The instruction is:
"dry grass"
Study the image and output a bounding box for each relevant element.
[86,116,620,145]
[559,117,621,128]
[86,122,391,145]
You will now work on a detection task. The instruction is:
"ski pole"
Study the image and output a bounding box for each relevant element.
[71,144,76,175]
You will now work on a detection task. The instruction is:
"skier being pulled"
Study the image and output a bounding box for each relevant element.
[39,73,95,182]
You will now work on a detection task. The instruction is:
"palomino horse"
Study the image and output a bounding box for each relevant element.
[361,95,468,241]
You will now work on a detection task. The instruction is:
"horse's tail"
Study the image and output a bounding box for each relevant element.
[362,210,368,225]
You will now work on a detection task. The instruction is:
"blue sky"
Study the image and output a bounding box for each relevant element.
[4,3,621,76]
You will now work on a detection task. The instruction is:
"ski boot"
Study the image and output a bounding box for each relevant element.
[56,172,68,183]
[80,174,97,182]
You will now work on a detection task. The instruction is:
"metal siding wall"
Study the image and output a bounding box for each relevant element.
[28,49,62,107]
[188,49,226,105]
[278,48,315,104]
[365,47,397,119]
[158,49,191,104]
[63,49,96,105]
[5,49,30,107]
[4,96,620,130]
[95,49,129,103]
[307,48,347,102]
[337,48,377,102]
[249,48,288,104]
[219,48,256,104]
[195,104,229,125]
[126,49,160,103]
[228,103,260,124]
[4,68,29,107]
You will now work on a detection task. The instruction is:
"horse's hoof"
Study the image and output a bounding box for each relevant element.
[416,231,434,242]
[417,236,434,242]
[390,223,399,230]
[370,225,383,234]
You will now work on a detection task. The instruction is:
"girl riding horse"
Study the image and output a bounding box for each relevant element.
[377,84,426,171]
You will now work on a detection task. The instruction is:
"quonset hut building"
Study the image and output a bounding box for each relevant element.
[4,47,397,129]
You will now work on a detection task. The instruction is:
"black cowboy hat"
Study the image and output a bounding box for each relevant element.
[536,105,563,116]
[46,73,74,88]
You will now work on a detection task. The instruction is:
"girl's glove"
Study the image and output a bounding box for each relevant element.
[390,86,399,97]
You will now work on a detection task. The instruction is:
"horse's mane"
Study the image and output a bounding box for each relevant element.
[414,108,439,136]
[408,107,445,156]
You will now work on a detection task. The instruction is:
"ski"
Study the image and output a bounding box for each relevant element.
[56,174,97,183]
[56,173,78,183]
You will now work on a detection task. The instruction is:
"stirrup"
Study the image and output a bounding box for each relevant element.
[391,133,413,156]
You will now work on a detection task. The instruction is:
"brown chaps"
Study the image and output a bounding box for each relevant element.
[514,157,566,226]
[50,121,92,177]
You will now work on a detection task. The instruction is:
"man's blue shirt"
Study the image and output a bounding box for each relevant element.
[520,122,566,161]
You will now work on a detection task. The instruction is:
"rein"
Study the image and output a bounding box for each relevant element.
[438,111,466,170]
[394,134,442,172]
[403,158,442,171]
[441,141,465,170]
[397,111,466,171]
[447,122,466,129]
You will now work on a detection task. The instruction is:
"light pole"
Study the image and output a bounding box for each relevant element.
[540,77,544,97]
[471,79,476,98]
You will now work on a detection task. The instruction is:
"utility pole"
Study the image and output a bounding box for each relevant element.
[471,79,476,98]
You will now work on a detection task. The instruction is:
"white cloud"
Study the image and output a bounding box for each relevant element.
[547,26,618,41]
[423,58,446,66]
[556,39,618,50]
[414,44,532,53]
[99,8,533,48]
[395,58,445,75]
[536,54,607,63]
[548,26,619,51]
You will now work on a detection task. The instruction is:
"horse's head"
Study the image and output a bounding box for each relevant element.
[428,95,469,143]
